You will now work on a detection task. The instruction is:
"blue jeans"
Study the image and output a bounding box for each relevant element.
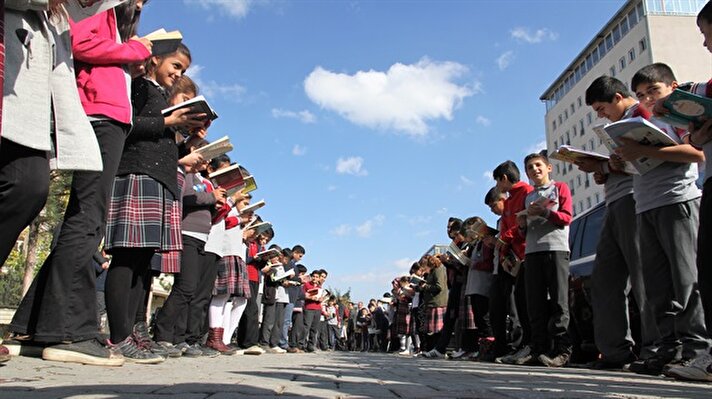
[279,303,295,348]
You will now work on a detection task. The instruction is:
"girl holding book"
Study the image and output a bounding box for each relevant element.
[103,43,206,363]
[417,255,449,354]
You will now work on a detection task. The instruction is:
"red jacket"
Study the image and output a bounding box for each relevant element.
[499,181,533,260]
[70,10,151,124]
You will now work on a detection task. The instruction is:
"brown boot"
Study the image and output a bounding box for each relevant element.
[206,328,236,355]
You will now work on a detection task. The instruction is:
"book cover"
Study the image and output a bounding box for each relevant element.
[65,0,126,23]
[161,95,218,121]
[447,242,469,266]
[516,196,558,218]
[208,164,245,191]
[270,266,295,282]
[549,145,610,164]
[193,136,233,161]
[245,221,272,236]
[239,199,266,215]
[463,219,498,242]
[661,89,712,129]
[241,176,258,194]
[408,274,426,285]
[255,247,281,260]
[144,28,183,56]
[592,116,677,175]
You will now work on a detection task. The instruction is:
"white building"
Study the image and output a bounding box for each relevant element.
[539,0,712,216]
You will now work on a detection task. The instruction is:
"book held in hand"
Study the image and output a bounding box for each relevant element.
[208,164,245,191]
[144,28,183,56]
[661,89,712,129]
[162,95,218,122]
[241,176,258,194]
[270,266,295,282]
[245,221,272,236]
[549,145,610,164]
[516,196,558,219]
[255,247,281,260]
[592,116,677,175]
[463,218,498,242]
[239,199,266,215]
[408,274,426,285]
[447,242,469,266]
[193,136,233,161]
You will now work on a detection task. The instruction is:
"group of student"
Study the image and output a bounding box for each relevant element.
[0,0,353,366]
[376,2,712,383]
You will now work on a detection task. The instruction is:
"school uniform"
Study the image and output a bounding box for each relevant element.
[420,266,448,339]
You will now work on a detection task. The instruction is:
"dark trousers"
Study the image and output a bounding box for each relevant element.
[0,140,49,266]
[237,279,260,348]
[289,310,304,348]
[302,309,321,350]
[10,121,127,343]
[259,302,285,347]
[697,180,712,338]
[489,271,515,355]
[525,251,571,355]
[435,281,462,353]
[318,320,329,350]
[154,236,217,344]
[105,248,154,343]
[462,294,490,353]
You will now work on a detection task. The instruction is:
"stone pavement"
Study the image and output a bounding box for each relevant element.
[1,351,711,399]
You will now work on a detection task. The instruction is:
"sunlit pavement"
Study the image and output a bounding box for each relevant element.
[1,351,711,398]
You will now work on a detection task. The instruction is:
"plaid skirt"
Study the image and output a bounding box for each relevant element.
[105,173,183,273]
[394,301,411,336]
[459,288,476,330]
[213,255,251,298]
[425,306,447,335]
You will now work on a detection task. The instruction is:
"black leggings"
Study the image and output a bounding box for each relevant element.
[105,248,154,343]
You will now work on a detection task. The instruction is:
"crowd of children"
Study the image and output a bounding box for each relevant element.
[372,2,712,383]
[1,0,712,386]
[0,0,351,366]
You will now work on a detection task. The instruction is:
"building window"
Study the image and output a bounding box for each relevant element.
[579,201,584,213]
[582,143,586,151]
[587,197,592,209]
[566,131,570,144]
[620,16,629,35]
[554,139,558,148]
[629,48,636,62]
[572,125,577,137]
[612,24,621,43]
[568,163,573,171]
[565,109,568,120]
[559,114,563,124]
[639,37,647,53]
[578,97,582,108]
[580,120,584,134]
[577,175,582,187]
[595,192,601,204]
[589,138,594,150]
[619,56,626,71]
[610,65,616,77]
[556,164,560,174]
[587,113,593,125]
[553,120,557,131]
[571,103,575,114]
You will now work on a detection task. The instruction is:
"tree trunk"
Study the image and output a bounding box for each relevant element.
[21,217,42,297]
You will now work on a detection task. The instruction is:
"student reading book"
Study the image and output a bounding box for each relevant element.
[193,136,233,161]
[162,95,218,121]
[239,199,265,215]
[208,163,245,191]
[144,28,183,56]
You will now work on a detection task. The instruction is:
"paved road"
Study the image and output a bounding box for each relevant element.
[1,351,711,398]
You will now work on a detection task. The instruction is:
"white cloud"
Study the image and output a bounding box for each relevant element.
[184,0,253,19]
[331,224,351,236]
[336,156,368,176]
[304,58,477,137]
[331,215,385,238]
[496,51,515,71]
[524,139,547,155]
[272,108,317,124]
[482,171,495,184]
[511,27,558,44]
[186,64,246,101]
[327,185,337,192]
[292,144,307,156]
[393,257,416,271]
[460,175,474,186]
[475,115,491,127]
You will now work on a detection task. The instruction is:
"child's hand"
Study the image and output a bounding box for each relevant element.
[179,152,204,168]
[593,171,608,184]
[614,138,645,161]
[212,187,227,202]
[652,94,671,117]
[132,35,153,53]
[482,236,497,248]
[165,108,207,129]
[608,155,627,172]
[574,157,603,174]
[516,213,528,228]
[690,118,712,147]
[527,202,546,217]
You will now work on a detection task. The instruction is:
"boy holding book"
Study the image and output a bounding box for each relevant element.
[615,64,709,375]
[580,76,660,369]
[516,153,573,367]
[492,161,534,364]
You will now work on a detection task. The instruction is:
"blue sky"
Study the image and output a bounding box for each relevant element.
[140,0,625,302]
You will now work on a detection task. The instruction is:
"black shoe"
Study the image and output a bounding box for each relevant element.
[42,339,124,366]
[588,354,636,370]
[539,352,571,368]
[627,356,674,376]
[198,344,220,358]
[3,338,47,358]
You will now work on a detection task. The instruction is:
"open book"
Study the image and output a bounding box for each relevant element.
[516,196,558,218]
[241,176,258,194]
[208,164,244,191]
[245,221,272,236]
[502,250,523,277]
[65,0,126,23]
[463,218,498,242]
[162,95,218,122]
[255,247,281,260]
[239,199,266,216]
[144,28,183,56]
[270,265,295,282]
[408,274,426,285]
[550,145,610,164]
[661,89,712,129]
[592,117,677,175]
[194,136,233,161]
[447,242,469,266]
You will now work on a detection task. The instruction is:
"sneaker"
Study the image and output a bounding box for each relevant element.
[538,352,571,368]
[664,354,712,382]
[132,322,171,358]
[177,342,203,358]
[628,355,674,376]
[198,344,220,358]
[2,338,46,358]
[398,349,412,356]
[268,346,287,354]
[155,341,183,358]
[174,342,191,354]
[449,349,468,360]
[111,337,164,364]
[498,345,532,365]
[286,347,300,353]
[42,339,124,367]
[421,349,445,359]
[244,345,265,355]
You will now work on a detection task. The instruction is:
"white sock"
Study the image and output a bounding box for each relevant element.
[223,297,247,345]
[209,294,229,329]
